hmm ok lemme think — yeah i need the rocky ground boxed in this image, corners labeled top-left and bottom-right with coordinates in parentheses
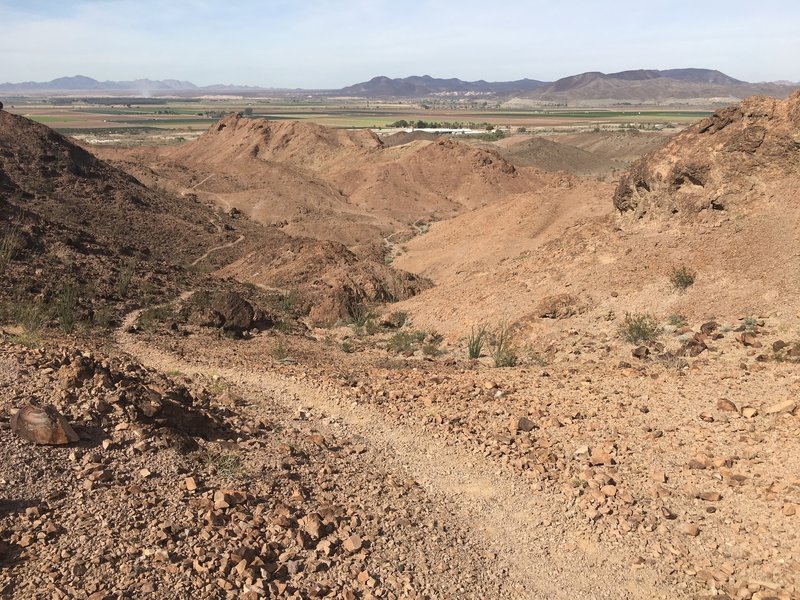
top-left (108, 304), bottom-right (800, 600)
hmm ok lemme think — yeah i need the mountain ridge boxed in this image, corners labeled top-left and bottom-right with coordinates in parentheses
top-left (1, 69), bottom-right (797, 101)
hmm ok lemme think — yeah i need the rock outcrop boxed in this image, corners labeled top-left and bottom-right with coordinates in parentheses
top-left (614, 91), bottom-right (800, 218)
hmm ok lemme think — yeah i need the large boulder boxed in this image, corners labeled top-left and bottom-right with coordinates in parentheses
top-left (11, 401), bottom-right (79, 445)
top-left (211, 291), bottom-right (255, 333)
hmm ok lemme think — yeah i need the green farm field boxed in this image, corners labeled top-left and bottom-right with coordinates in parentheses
top-left (3, 97), bottom-right (711, 145)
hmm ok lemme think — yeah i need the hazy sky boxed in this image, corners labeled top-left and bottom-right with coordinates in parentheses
top-left (1, 0), bottom-right (798, 87)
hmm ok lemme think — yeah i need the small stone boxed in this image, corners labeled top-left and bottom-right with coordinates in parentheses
top-left (738, 332), bottom-right (760, 347)
top-left (343, 534), bottom-right (363, 553)
top-left (213, 489), bottom-right (245, 509)
top-left (184, 477), bottom-right (198, 492)
top-left (235, 558), bottom-right (248, 576)
top-left (509, 416), bottom-right (536, 433)
top-left (741, 406), bottom-right (758, 419)
top-left (717, 399), bottom-right (738, 412)
top-left (357, 570), bottom-right (371, 584)
top-left (652, 471), bottom-right (667, 483)
top-left (589, 448), bottom-right (613, 466)
top-left (765, 399), bottom-right (796, 415)
top-left (783, 504), bottom-right (796, 517)
top-left (698, 492), bottom-right (722, 502)
top-left (680, 523), bottom-right (701, 537)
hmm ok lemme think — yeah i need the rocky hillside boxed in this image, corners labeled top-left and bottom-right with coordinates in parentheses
top-left (110, 114), bottom-right (530, 247)
top-left (0, 110), bottom-right (427, 329)
top-left (614, 91), bottom-right (800, 219)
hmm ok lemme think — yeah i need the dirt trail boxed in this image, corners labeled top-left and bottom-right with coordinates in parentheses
top-left (189, 234), bottom-right (245, 267)
top-left (116, 306), bottom-right (677, 600)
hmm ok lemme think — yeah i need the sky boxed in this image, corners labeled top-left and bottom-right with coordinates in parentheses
top-left (1, 0), bottom-right (798, 87)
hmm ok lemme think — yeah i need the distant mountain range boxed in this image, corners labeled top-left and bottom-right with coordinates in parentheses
top-left (336, 75), bottom-right (547, 97)
top-left (0, 75), bottom-right (267, 94)
top-left (338, 69), bottom-right (797, 105)
top-left (1, 70), bottom-right (797, 105)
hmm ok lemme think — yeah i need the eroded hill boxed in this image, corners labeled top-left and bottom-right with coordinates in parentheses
top-left (99, 114), bottom-right (532, 247)
top-left (0, 112), bottom-right (426, 327)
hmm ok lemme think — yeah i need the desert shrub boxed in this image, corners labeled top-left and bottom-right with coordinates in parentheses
top-left (204, 449), bottom-right (244, 478)
top-left (669, 266), bottom-right (696, 291)
top-left (422, 330), bottom-right (444, 356)
top-left (55, 284), bottom-right (79, 334)
top-left (467, 325), bottom-right (487, 359)
top-left (386, 311), bottom-right (408, 328)
top-left (387, 330), bottom-right (426, 354)
top-left (190, 290), bottom-right (213, 310)
top-left (668, 314), bottom-right (688, 327)
top-left (619, 313), bottom-right (662, 344)
top-left (349, 303), bottom-right (374, 327)
top-left (279, 288), bottom-right (302, 314)
top-left (364, 319), bottom-right (379, 336)
top-left (273, 339), bottom-right (289, 360)
top-left (137, 305), bottom-right (174, 333)
top-left (492, 321), bottom-right (518, 368)
top-left (0, 223), bottom-right (20, 275)
top-left (16, 300), bottom-right (49, 334)
top-left (341, 340), bottom-right (355, 353)
top-left (743, 316), bottom-right (758, 330)
top-left (93, 307), bottom-right (115, 329)
top-left (116, 257), bottom-right (137, 298)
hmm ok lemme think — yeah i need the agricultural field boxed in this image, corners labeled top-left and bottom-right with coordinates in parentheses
top-left (2, 96), bottom-right (711, 146)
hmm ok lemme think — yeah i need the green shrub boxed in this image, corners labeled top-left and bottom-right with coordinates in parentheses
top-left (387, 330), bottom-right (426, 354)
top-left (203, 449), bottom-right (244, 478)
top-left (493, 321), bottom-right (518, 368)
top-left (668, 314), bottom-right (688, 327)
top-left (348, 303), bottom-right (374, 327)
top-left (670, 266), bottom-right (696, 291)
top-left (386, 311), bottom-right (408, 328)
top-left (467, 325), bottom-right (487, 359)
top-left (619, 313), bottom-right (662, 344)
top-left (16, 300), bottom-right (48, 334)
top-left (137, 305), bottom-right (174, 333)
top-left (273, 339), bottom-right (289, 360)
top-left (0, 223), bottom-right (20, 275)
top-left (93, 306), bottom-right (114, 329)
top-left (116, 257), bottom-right (137, 298)
top-left (279, 288), bottom-right (302, 313)
top-left (55, 284), bottom-right (79, 334)
top-left (422, 330), bottom-right (443, 357)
